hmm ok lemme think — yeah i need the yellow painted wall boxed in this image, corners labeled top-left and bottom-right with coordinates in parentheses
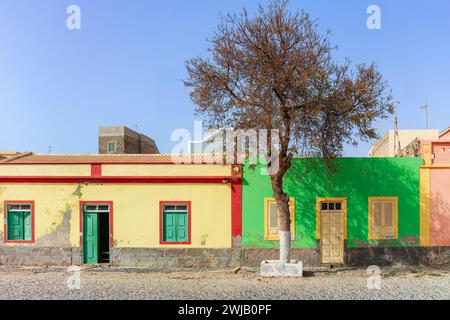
top-left (102, 164), bottom-right (231, 177)
top-left (0, 183), bottom-right (231, 248)
top-left (0, 164), bottom-right (232, 177)
top-left (0, 165), bottom-right (91, 176)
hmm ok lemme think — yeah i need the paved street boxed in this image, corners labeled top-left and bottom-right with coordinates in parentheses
top-left (0, 266), bottom-right (449, 300)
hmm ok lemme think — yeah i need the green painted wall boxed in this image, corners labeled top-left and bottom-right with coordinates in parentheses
top-left (242, 158), bottom-right (423, 248)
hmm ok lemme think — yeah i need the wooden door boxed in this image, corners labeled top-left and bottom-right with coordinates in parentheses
top-left (83, 212), bottom-right (99, 264)
top-left (321, 210), bottom-right (344, 264)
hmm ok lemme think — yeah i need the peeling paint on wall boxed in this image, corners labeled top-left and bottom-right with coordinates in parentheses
top-left (36, 207), bottom-right (72, 247)
top-left (401, 235), bottom-right (420, 245)
top-left (232, 235), bottom-right (242, 248)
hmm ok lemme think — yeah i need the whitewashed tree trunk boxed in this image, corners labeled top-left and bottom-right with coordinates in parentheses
top-left (279, 231), bottom-right (291, 263)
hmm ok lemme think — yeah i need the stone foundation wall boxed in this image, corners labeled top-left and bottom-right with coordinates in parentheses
top-left (346, 247), bottom-right (450, 267)
top-left (0, 247), bottom-right (81, 266)
top-left (1, 246), bottom-right (449, 268)
top-left (109, 248), bottom-right (241, 269)
top-left (241, 248), bottom-right (321, 267)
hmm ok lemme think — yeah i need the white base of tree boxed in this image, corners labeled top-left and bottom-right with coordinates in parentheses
top-left (279, 231), bottom-right (291, 263)
top-left (261, 260), bottom-right (303, 277)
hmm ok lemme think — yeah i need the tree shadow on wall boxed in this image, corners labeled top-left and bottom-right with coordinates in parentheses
top-left (284, 157), bottom-right (423, 266)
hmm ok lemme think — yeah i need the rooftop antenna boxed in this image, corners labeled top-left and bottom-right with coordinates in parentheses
top-left (393, 102), bottom-right (401, 156)
top-left (421, 98), bottom-right (430, 129)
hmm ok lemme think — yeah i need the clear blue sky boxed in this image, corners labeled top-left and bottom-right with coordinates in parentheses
top-left (1, 0), bottom-right (449, 156)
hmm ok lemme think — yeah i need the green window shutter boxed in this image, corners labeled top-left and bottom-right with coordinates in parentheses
top-left (23, 211), bottom-right (32, 241)
top-left (7, 211), bottom-right (24, 240)
top-left (176, 212), bottom-right (188, 242)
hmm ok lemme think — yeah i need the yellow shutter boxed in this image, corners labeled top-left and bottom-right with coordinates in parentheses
top-left (268, 202), bottom-right (279, 236)
top-left (372, 201), bottom-right (383, 236)
top-left (383, 202), bottom-right (395, 237)
top-left (369, 197), bottom-right (398, 239)
top-left (264, 198), bottom-right (296, 240)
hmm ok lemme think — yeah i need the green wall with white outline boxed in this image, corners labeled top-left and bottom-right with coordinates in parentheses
top-left (242, 158), bottom-right (423, 248)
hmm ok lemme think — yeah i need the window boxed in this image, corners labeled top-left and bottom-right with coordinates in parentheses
top-left (368, 197), bottom-right (398, 239)
top-left (160, 202), bottom-right (191, 244)
top-left (107, 141), bottom-right (117, 153)
top-left (264, 198), bottom-right (295, 240)
top-left (85, 204), bottom-right (110, 212)
top-left (321, 202), bottom-right (342, 211)
top-left (4, 202), bottom-right (34, 243)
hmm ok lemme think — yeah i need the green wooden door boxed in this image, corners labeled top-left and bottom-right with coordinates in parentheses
top-left (163, 212), bottom-right (177, 242)
top-left (23, 211), bottom-right (32, 240)
top-left (163, 206), bottom-right (188, 243)
top-left (176, 213), bottom-right (188, 242)
top-left (83, 212), bottom-right (99, 264)
top-left (7, 211), bottom-right (24, 240)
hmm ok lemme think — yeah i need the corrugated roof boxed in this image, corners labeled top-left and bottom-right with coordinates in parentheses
top-left (0, 153), bottom-right (228, 164)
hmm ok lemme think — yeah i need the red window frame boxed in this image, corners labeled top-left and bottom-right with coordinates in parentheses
top-left (3, 200), bottom-right (35, 244)
top-left (159, 201), bottom-right (192, 245)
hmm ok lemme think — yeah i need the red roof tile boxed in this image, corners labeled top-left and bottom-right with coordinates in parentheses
top-left (0, 153), bottom-right (228, 164)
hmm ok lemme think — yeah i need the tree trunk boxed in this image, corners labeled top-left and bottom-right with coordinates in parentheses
top-left (271, 173), bottom-right (291, 263)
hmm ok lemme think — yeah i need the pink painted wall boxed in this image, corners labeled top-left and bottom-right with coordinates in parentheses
top-left (432, 142), bottom-right (450, 165)
top-left (440, 129), bottom-right (450, 140)
top-left (430, 169), bottom-right (450, 245)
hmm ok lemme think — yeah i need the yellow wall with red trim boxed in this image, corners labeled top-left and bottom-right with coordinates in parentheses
top-left (0, 165), bottom-right (91, 176)
top-left (0, 164), bottom-right (231, 177)
top-left (0, 164), bottom-right (233, 248)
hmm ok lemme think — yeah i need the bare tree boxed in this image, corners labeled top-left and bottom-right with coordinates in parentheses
top-left (184, 0), bottom-right (393, 262)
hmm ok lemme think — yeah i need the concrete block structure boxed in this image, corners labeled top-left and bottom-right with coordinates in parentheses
top-left (98, 126), bottom-right (159, 155)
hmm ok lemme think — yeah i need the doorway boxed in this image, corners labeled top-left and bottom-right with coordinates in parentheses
top-left (319, 200), bottom-right (345, 264)
top-left (82, 203), bottom-right (111, 264)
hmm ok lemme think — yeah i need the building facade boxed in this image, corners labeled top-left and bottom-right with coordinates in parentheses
top-left (0, 154), bottom-right (242, 267)
top-left (369, 129), bottom-right (439, 157)
top-left (242, 157), bottom-right (450, 266)
top-left (1, 153), bottom-right (449, 268)
top-left (420, 130), bottom-right (450, 247)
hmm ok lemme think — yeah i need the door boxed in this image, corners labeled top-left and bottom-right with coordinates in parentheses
top-left (163, 212), bottom-right (188, 242)
top-left (83, 212), bottom-right (99, 264)
top-left (321, 210), bottom-right (344, 264)
top-left (23, 211), bottom-right (32, 240)
top-left (175, 212), bottom-right (188, 242)
top-left (8, 211), bottom-right (24, 240)
top-left (162, 204), bottom-right (189, 243)
top-left (163, 212), bottom-right (177, 242)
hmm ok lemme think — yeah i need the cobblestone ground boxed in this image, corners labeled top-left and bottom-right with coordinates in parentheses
top-left (0, 266), bottom-right (449, 300)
